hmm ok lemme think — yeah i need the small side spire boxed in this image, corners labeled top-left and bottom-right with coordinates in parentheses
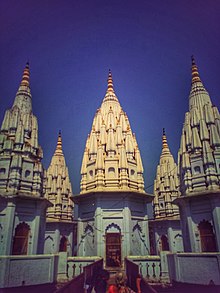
top-left (54, 131), bottom-right (63, 156)
top-left (107, 69), bottom-right (114, 93)
top-left (191, 55), bottom-right (201, 84)
top-left (21, 62), bottom-right (30, 86)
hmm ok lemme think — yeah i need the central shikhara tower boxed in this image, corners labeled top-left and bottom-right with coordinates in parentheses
top-left (74, 71), bottom-right (153, 266)
top-left (80, 71), bottom-right (144, 194)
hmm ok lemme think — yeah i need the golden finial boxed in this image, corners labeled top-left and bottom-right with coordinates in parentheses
top-left (21, 62), bottom-right (30, 86)
top-left (191, 55), bottom-right (201, 84)
top-left (107, 69), bottom-right (114, 93)
top-left (55, 130), bottom-right (63, 156)
top-left (162, 128), bottom-right (168, 149)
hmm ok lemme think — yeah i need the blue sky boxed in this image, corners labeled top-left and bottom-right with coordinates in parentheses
top-left (0, 0), bottom-right (220, 194)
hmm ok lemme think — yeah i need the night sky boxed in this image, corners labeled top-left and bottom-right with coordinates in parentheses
top-left (0, 1), bottom-right (220, 194)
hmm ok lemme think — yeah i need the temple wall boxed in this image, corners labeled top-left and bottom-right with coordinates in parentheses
top-left (167, 253), bottom-right (220, 285)
top-left (0, 254), bottom-right (58, 288)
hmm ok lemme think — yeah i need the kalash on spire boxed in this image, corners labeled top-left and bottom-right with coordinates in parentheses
top-left (80, 71), bottom-right (145, 193)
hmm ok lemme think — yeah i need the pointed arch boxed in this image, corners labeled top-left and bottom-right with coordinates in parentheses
top-left (44, 235), bottom-right (55, 254)
top-left (132, 223), bottom-right (142, 233)
top-left (12, 222), bottom-right (30, 255)
top-left (105, 223), bottom-right (121, 233)
top-left (198, 220), bottom-right (217, 252)
top-left (84, 224), bottom-right (94, 234)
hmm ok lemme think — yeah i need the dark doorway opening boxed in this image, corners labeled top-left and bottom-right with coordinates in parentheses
top-left (59, 235), bottom-right (68, 252)
top-left (161, 234), bottom-right (169, 251)
top-left (106, 232), bottom-right (121, 267)
top-left (12, 222), bottom-right (30, 255)
top-left (198, 220), bottom-right (217, 252)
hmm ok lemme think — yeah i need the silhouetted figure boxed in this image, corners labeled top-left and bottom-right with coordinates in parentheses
top-left (93, 268), bottom-right (110, 293)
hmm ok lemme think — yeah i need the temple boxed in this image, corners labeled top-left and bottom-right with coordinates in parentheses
top-left (175, 56), bottom-right (220, 253)
top-left (0, 58), bottom-right (219, 290)
top-left (0, 63), bottom-right (49, 256)
top-left (74, 71), bottom-right (153, 267)
top-left (149, 129), bottom-right (183, 254)
top-left (44, 132), bottom-right (75, 255)
top-left (80, 70), bottom-right (145, 193)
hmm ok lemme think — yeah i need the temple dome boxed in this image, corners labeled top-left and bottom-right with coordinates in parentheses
top-left (80, 71), bottom-right (145, 194)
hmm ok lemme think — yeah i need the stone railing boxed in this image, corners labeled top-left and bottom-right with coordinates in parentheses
top-left (125, 258), bottom-right (158, 293)
top-left (56, 258), bottom-right (103, 292)
top-left (66, 256), bottom-right (102, 279)
top-left (127, 255), bottom-right (161, 282)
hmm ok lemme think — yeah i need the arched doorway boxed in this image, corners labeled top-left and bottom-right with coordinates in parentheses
top-left (161, 234), bottom-right (169, 251)
top-left (198, 220), bottom-right (217, 252)
top-left (12, 222), bottom-right (30, 255)
top-left (105, 223), bottom-right (122, 268)
top-left (59, 236), bottom-right (68, 252)
top-left (106, 233), bottom-right (121, 267)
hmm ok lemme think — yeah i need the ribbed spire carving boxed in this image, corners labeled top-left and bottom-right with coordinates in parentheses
top-left (178, 57), bottom-right (220, 194)
top-left (44, 132), bottom-right (74, 221)
top-left (0, 63), bottom-right (43, 196)
top-left (153, 129), bottom-right (180, 218)
top-left (80, 71), bottom-right (145, 193)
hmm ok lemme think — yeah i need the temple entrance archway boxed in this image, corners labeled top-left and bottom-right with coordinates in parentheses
top-left (106, 232), bottom-right (121, 267)
top-left (12, 222), bottom-right (30, 255)
top-left (198, 220), bottom-right (217, 252)
top-left (105, 223), bottom-right (122, 267)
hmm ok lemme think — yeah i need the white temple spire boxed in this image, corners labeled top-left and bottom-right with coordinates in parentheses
top-left (153, 129), bottom-right (180, 218)
top-left (178, 57), bottom-right (220, 194)
top-left (80, 71), bottom-right (145, 194)
top-left (44, 132), bottom-right (74, 221)
top-left (0, 63), bottom-right (43, 196)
